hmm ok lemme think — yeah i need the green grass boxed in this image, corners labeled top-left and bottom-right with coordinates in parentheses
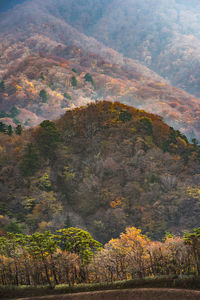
top-left (1, 276), bottom-right (200, 299)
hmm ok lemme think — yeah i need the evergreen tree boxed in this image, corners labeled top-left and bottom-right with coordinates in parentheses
top-left (34, 120), bottom-right (61, 157)
top-left (15, 124), bottom-right (22, 135)
top-left (57, 227), bottom-right (102, 265)
top-left (64, 92), bottom-right (72, 100)
top-left (0, 121), bottom-right (7, 133)
top-left (0, 81), bottom-right (5, 92)
top-left (84, 73), bottom-right (94, 86)
top-left (71, 76), bottom-right (77, 87)
top-left (20, 143), bottom-right (39, 176)
top-left (39, 89), bottom-right (48, 103)
top-left (7, 125), bottom-right (13, 136)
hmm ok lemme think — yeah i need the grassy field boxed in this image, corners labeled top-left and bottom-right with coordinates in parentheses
top-left (1, 277), bottom-right (200, 299)
top-left (18, 288), bottom-right (200, 300)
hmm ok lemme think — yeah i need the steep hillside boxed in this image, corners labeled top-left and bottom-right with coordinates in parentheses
top-left (1, 101), bottom-right (200, 242)
top-left (37, 0), bottom-right (200, 97)
top-left (1, 0), bottom-right (200, 140)
top-left (1, 42), bottom-right (200, 139)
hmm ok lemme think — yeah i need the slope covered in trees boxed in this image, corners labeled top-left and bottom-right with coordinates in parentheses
top-left (1, 1), bottom-right (200, 140)
top-left (0, 101), bottom-right (200, 243)
top-left (41, 0), bottom-right (200, 98)
top-left (0, 45), bottom-right (200, 140)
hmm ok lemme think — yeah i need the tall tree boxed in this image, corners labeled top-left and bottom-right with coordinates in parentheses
top-left (34, 120), bottom-right (61, 157)
top-left (15, 124), bottom-right (22, 135)
top-left (20, 143), bottom-right (39, 176)
top-left (0, 81), bottom-right (5, 92)
top-left (39, 89), bottom-right (48, 103)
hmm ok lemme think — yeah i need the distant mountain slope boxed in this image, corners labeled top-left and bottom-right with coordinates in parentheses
top-left (0, 0), bottom-right (200, 140)
top-left (1, 101), bottom-right (200, 242)
top-left (35, 0), bottom-right (200, 97)
top-left (0, 0), bottom-right (27, 12)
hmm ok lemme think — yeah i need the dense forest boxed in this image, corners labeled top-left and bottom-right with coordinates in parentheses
top-left (0, 101), bottom-right (200, 243)
top-left (0, 226), bottom-right (200, 287)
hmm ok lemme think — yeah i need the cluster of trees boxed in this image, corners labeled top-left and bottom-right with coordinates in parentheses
top-left (90, 227), bottom-right (200, 282)
top-left (0, 226), bottom-right (200, 287)
top-left (0, 106), bottom-right (20, 121)
top-left (0, 122), bottom-right (22, 136)
top-left (0, 228), bottom-right (101, 287)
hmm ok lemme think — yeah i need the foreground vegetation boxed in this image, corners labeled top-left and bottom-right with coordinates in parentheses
top-left (1, 226), bottom-right (200, 291)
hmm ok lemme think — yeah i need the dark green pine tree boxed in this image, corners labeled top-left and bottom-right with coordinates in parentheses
top-left (0, 122), bottom-right (7, 133)
top-left (7, 125), bottom-right (13, 136)
top-left (84, 73), bottom-right (94, 86)
top-left (15, 124), bottom-right (22, 135)
top-left (71, 76), bottom-right (77, 87)
top-left (35, 120), bottom-right (61, 157)
top-left (20, 143), bottom-right (39, 176)
top-left (39, 89), bottom-right (48, 103)
top-left (0, 81), bottom-right (5, 92)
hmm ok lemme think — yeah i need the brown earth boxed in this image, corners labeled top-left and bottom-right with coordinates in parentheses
top-left (18, 288), bottom-right (200, 300)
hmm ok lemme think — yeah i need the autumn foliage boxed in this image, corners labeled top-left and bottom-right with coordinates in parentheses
top-left (1, 226), bottom-right (200, 288)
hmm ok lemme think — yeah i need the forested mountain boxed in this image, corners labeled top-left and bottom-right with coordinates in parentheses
top-left (1, 0), bottom-right (200, 140)
top-left (4, 0), bottom-right (200, 97)
top-left (1, 1), bottom-right (200, 292)
top-left (1, 101), bottom-right (200, 242)
top-left (46, 0), bottom-right (200, 97)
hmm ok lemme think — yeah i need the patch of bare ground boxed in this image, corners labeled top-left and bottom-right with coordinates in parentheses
top-left (18, 288), bottom-right (200, 300)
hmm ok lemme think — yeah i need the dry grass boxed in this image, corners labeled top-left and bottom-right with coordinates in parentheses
top-left (18, 288), bottom-right (200, 300)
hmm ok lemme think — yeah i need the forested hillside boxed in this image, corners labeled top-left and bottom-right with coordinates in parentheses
top-left (1, 0), bottom-right (200, 140)
top-left (49, 0), bottom-right (200, 97)
top-left (0, 101), bottom-right (200, 243)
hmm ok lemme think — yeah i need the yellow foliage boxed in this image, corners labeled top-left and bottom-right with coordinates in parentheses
top-left (107, 227), bottom-right (149, 257)
top-left (25, 80), bottom-right (34, 89)
top-left (187, 187), bottom-right (200, 199)
top-left (63, 166), bottom-right (75, 181)
top-left (15, 84), bottom-right (22, 91)
top-left (103, 63), bottom-right (113, 68)
top-left (177, 136), bottom-right (187, 147)
top-left (108, 102), bottom-right (116, 113)
top-left (154, 82), bottom-right (166, 87)
top-left (51, 91), bottom-right (63, 99)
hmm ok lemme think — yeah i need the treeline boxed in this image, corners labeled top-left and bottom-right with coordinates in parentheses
top-left (0, 226), bottom-right (200, 287)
